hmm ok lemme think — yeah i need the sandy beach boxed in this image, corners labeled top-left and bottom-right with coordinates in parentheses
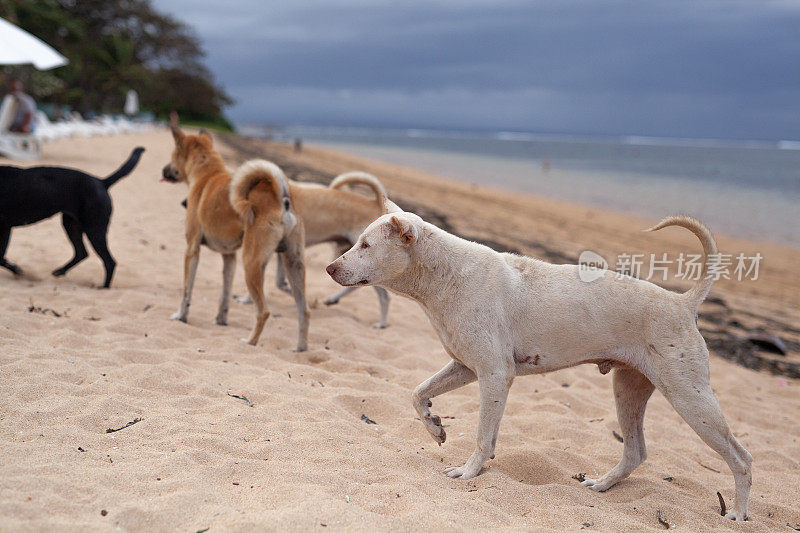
top-left (1, 129), bottom-right (798, 531)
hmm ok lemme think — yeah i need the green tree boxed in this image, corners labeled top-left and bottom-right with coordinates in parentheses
top-left (0, 0), bottom-right (232, 126)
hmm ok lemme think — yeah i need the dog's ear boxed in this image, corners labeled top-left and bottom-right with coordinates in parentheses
top-left (171, 125), bottom-right (185, 146)
top-left (383, 198), bottom-right (402, 214)
top-left (198, 129), bottom-right (212, 142)
top-left (389, 215), bottom-right (417, 245)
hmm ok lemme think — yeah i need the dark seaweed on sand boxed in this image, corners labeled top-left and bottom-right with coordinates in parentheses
top-left (105, 417), bottom-right (142, 433)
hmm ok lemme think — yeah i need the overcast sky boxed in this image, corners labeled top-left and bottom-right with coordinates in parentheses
top-left (155, 0), bottom-right (799, 140)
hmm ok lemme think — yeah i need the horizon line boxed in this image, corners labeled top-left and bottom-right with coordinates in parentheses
top-left (235, 123), bottom-right (800, 150)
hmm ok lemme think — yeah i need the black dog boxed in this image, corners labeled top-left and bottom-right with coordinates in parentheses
top-left (0, 147), bottom-right (145, 288)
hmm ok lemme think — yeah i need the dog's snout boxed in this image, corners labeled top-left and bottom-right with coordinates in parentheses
top-left (161, 164), bottom-right (178, 182)
top-left (326, 263), bottom-right (337, 277)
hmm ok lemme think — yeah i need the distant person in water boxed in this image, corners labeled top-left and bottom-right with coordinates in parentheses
top-left (6, 79), bottom-right (36, 133)
top-left (294, 137), bottom-right (303, 152)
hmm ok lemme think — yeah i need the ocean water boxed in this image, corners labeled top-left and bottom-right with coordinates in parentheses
top-left (243, 126), bottom-right (800, 248)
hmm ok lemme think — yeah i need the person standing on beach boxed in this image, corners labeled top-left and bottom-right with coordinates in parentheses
top-left (6, 79), bottom-right (36, 134)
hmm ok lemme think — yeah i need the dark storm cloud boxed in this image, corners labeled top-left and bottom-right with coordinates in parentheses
top-left (156, 0), bottom-right (799, 140)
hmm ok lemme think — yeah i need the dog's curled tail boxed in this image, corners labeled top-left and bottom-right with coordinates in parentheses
top-left (329, 171), bottom-right (387, 209)
top-left (230, 159), bottom-right (295, 228)
top-left (644, 215), bottom-right (718, 310)
top-left (102, 147), bottom-right (145, 189)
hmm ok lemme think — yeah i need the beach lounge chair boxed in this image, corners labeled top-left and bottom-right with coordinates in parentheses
top-left (34, 110), bottom-right (75, 141)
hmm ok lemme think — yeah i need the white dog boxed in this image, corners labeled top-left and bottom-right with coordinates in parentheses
top-left (326, 211), bottom-right (752, 521)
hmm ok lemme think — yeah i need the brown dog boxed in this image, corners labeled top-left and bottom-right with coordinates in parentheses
top-left (230, 159), bottom-right (309, 349)
top-left (162, 127), bottom-right (308, 350)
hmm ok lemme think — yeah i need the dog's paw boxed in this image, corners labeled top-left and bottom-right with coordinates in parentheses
top-left (323, 296), bottom-right (340, 306)
top-left (214, 316), bottom-right (228, 326)
top-left (444, 465), bottom-right (465, 478)
top-left (234, 294), bottom-right (252, 305)
top-left (51, 268), bottom-right (66, 277)
top-left (170, 311), bottom-right (187, 322)
top-left (5, 263), bottom-right (23, 276)
top-left (580, 476), bottom-right (615, 492)
top-left (372, 321), bottom-right (389, 329)
top-left (724, 511), bottom-right (748, 521)
top-left (240, 337), bottom-right (255, 345)
top-left (276, 283), bottom-right (292, 295)
top-left (444, 464), bottom-right (479, 480)
top-left (423, 414), bottom-right (446, 445)
top-left (413, 396), bottom-right (446, 445)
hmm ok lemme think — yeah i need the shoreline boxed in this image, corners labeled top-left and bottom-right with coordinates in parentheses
top-left (274, 135), bottom-right (800, 249)
top-left (320, 140), bottom-right (800, 250)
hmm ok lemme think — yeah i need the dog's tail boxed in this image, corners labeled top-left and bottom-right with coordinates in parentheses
top-left (102, 147), bottom-right (145, 189)
top-left (230, 159), bottom-right (296, 230)
top-left (329, 171), bottom-right (387, 209)
top-left (644, 215), bottom-right (718, 310)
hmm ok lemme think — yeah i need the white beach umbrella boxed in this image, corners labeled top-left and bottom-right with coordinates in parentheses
top-left (0, 17), bottom-right (67, 70)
